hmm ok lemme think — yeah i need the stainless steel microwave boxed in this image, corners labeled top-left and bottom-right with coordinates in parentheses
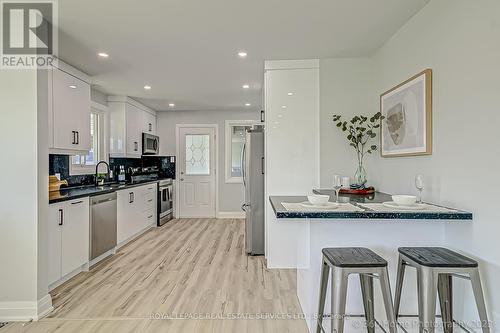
top-left (142, 133), bottom-right (159, 155)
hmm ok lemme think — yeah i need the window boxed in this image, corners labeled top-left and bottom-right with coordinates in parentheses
top-left (185, 134), bottom-right (210, 175)
top-left (225, 120), bottom-right (260, 183)
top-left (70, 109), bottom-right (105, 175)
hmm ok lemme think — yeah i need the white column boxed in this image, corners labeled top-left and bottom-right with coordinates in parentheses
top-left (264, 60), bottom-right (320, 268)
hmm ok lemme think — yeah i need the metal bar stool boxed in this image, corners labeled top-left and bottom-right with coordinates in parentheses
top-left (317, 247), bottom-right (397, 333)
top-left (394, 247), bottom-right (490, 333)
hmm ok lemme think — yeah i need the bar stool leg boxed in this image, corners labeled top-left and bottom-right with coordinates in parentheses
top-left (469, 269), bottom-right (490, 333)
top-left (360, 274), bottom-right (375, 333)
top-left (394, 256), bottom-right (406, 320)
top-left (331, 267), bottom-right (348, 333)
top-left (437, 274), bottom-right (453, 333)
top-left (417, 267), bottom-right (438, 333)
top-left (317, 258), bottom-right (330, 333)
top-left (379, 267), bottom-right (398, 333)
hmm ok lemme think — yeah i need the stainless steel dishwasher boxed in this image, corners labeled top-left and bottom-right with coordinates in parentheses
top-left (90, 192), bottom-right (117, 261)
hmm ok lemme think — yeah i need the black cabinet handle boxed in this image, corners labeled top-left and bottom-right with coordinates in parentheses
top-left (261, 157), bottom-right (265, 175)
top-left (129, 192), bottom-right (133, 203)
top-left (149, 123), bottom-right (152, 132)
top-left (72, 131), bottom-right (76, 144)
top-left (76, 131), bottom-right (79, 144)
top-left (71, 200), bottom-right (83, 205)
top-left (58, 209), bottom-right (63, 225)
top-left (134, 142), bottom-right (138, 151)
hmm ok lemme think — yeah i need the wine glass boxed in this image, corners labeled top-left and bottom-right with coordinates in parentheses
top-left (333, 175), bottom-right (342, 203)
top-left (415, 174), bottom-right (424, 203)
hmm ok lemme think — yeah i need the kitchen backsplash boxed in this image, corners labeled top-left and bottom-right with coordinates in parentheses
top-left (49, 154), bottom-right (96, 186)
top-left (49, 154), bottom-right (175, 188)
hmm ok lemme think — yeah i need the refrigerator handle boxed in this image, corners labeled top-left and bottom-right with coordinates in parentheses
top-left (241, 142), bottom-right (247, 187)
top-left (261, 157), bottom-right (265, 175)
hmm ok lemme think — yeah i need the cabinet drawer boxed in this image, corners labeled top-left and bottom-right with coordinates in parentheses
top-left (143, 192), bottom-right (155, 211)
top-left (144, 209), bottom-right (156, 226)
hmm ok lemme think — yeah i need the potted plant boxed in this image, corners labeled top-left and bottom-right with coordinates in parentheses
top-left (332, 112), bottom-right (383, 188)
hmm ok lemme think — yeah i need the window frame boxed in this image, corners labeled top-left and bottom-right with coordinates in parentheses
top-left (69, 102), bottom-right (108, 175)
top-left (224, 120), bottom-right (261, 184)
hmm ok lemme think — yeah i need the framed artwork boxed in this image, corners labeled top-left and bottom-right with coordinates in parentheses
top-left (380, 69), bottom-right (432, 157)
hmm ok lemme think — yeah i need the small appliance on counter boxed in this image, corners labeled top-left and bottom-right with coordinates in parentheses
top-left (128, 166), bottom-right (159, 183)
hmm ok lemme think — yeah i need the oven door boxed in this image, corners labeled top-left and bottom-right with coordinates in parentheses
top-left (142, 133), bottom-right (159, 155)
top-left (158, 185), bottom-right (173, 225)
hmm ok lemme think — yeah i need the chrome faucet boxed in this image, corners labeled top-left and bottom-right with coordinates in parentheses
top-left (95, 161), bottom-right (110, 186)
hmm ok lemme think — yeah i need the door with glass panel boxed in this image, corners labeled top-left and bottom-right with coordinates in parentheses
top-left (178, 127), bottom-right (216, 217)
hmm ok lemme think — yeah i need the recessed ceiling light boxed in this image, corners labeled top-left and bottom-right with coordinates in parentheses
top-left (245, 103), bottom-right (251, 107)
top-left (242, 84), bottom-right (250, 89)
top-left (278, 114), bottom-right (283, 118)
top-left (281, 105), bottom-right (287, 109)
top-left (68, 85), bottom-right (77, 89)
top-left (287, 92), bottom-right (293, 96)
top-left (274, 121), bottom-right (279, 125)
top-left (168, 103), bottom-right (175, 107)
top-left (144, 85), bottom-right (152, 90)
top-left (98, 52), bottom-right (109, 58)
top-left (238, 51), bottom-right (247, 58)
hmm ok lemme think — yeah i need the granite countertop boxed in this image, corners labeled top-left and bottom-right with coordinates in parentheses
top-left (269, 189), bottom-right (472, 220)
top-left (49, 180), bottom-right (163, 204)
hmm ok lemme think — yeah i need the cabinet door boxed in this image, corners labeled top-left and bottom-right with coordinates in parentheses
top-left (47, 203), bottom-right (63, 285)
top-left (52, 68), bottom-right (91, 151)
top-left (61, 199), bottom-right (89, 276)
top-left (126, 105), bottom-right (143, 157)
top-left (142, 111), bottom-right (156, 134)
top-left (117, 189), bottom-right (136, 244)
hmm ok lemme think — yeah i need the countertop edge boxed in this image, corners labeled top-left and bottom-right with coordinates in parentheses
top-left (269, 196), bottom-right (473, 221)
top-left (49, 180), bottom-right (162, 204)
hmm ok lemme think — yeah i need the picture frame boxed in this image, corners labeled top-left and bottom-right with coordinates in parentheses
top-left (380, 69), bottom-right (432, 157)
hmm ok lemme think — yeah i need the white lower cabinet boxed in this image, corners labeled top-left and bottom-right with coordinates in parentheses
top-left (48, 198), bottom-right (90, 286)
top-left (117, 184), bottom-right (157, 245)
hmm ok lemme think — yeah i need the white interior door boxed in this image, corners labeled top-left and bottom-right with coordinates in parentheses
top-left (178, 127), bottom-right (216, 217)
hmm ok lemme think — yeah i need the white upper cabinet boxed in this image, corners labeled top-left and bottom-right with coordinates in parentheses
top-left (142, 110), bottom-right (157, 134)
top-left (108, 96), bottom-right (156, 158)
top-left (49, 62), bottom-right (91, 153)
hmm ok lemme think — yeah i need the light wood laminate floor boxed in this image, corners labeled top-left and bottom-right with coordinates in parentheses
top-left (2, 218), bottom-right (308, 333)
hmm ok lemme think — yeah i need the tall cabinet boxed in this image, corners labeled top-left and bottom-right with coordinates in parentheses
top-left (264, 60), bottom-right (320, 268)
top-left (108, 96), bottom-right (157, 158)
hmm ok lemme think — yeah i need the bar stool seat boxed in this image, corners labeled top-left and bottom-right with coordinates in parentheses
top-left (323, 247), bottom-right (388, 268)
top-left (395, 247), bottom-right (489, 333)
top-left (398, 247), bottom-right (478, 268)
top-left (317, 247), bottom-right (397, 333)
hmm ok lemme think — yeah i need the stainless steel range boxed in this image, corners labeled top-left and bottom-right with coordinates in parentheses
top-left (158, 179), bottom-right (173, 226)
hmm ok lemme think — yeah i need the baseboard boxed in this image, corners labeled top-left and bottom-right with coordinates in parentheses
top-left (0, 294), bottom-right (53, 322)
top-left (36, 294), bottom-right (53, 320)
top-left (217, 211), bottom-right (245, 219)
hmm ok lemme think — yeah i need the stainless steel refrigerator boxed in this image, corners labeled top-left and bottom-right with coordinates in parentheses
top-left (241, 126), bottom-right (265, 255)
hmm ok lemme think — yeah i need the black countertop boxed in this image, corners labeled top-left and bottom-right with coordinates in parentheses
top-left (269, 189), bottom-right (472, 220)
top-left (49, 180), bottom-right (163, 204)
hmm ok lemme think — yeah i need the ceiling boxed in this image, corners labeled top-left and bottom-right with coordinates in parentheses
top-left (58, 0), bottom-right (429, 112)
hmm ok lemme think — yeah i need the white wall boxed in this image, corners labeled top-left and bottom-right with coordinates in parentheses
top-left (156, 109), bottom-right (260, 213)
top-left (319, 58), bottom-right (376, 185)
top-left (371, 0), bottom-right (500, 327)
top-left (0, 69), bottom-right (51, 320)
top-left (319, 0), bottom-right (500, 328)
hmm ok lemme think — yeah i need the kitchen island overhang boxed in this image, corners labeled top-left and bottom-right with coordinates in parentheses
top-left (266, 191), bottom-right (473, 332)
top-left (269, 191), bottom-right (473, 221)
